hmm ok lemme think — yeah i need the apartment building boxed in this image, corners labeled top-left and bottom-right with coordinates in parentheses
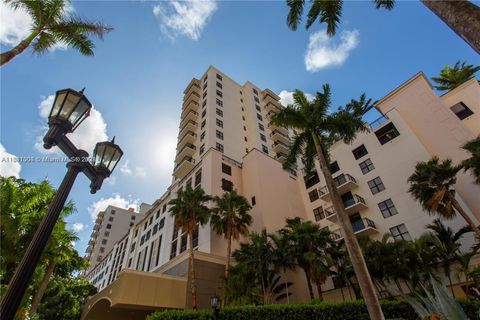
top-left (85, 204), bottom-right (150, 271)
top-left (81, 67), bottom-right (479, 320)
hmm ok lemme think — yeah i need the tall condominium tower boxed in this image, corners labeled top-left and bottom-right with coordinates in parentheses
top-left (82, 67), bottom-right (480, 320)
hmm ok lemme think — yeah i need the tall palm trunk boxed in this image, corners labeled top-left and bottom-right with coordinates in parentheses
top-left (0, 31), bottom-right (40, 67)
top-left (421, 0), bottom-right (480, 54)
top-left (303, 268), bottom-right (315, 300)
top-left (30, 260), bottom-right (55, 315)
top-left (283, 268), bottom-right (291, 303)
top-left (312, 132), bottom-right (385, 320)
top-left (447, 270), bottom-right (455, 297)
top-left (188, 229), bottom-right (198, 310)
top-left (315, 282), bottom-right (323, 300)
top-left (448, 192), bottom-right (480, 237)
top-left (224, 226), bottom-right (232, 306)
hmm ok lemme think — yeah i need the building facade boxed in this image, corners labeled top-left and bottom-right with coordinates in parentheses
top-left (82, 67), bottom-right (479, 320)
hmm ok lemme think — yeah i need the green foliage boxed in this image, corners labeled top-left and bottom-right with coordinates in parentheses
top-left (146, 300), bottom-right (480, 320)
top-left (431, 61), bottom-right (480, 91)
top-left (462, 137), bottom-right (480, 185)
top-left (406, 277), bottom-right (469, 320)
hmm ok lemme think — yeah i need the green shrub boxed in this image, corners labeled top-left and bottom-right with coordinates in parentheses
top-left (146, 300), bottom-right (480, 320)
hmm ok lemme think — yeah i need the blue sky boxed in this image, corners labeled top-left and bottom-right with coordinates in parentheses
top-left (1, 0), bottom-right (478, 254)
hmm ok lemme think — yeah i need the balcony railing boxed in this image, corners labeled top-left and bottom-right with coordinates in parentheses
top-left (275, 152), bottom-right (288, 160)
top-left (352, 218), bottom-right (376, 233)
top-left (174, 156), bottom-right (195, 170)
top-left (324, 205), bottom-right (336, 218)
top-left (178, 131), bottom-right (197, 145)
top-left (183, 90), bottom-right (200, 103)
top-left (369, 114), bottom-right (389, 129)
top-left (180, 119), bottom-right (197, 130)
top-left (270, 130), bottom-right (289, 140)
top-left (177, 143), bottom-right (196, 156)
top-left (318, 173), bottom-right (357, 197)
top-left (272, 140), bottom-right (289, 149)
top-left (343, 194), bottom-right (366, 209)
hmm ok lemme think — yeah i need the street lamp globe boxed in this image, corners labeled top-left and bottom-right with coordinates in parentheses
top-left (48, 88), bottom-right (92, 132)
top-left (92, 137), bottom-right (124, 176)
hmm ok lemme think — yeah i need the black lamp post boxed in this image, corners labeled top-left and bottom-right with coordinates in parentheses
top-left (210, 294), bottom-right (221, 320)
top-left (0, 88), bottom-right (123, 320)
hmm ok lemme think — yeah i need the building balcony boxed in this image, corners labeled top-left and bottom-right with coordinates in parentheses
top-left (183, 91), bottom-right (200, 107)
top-left (173, 156), bottom-right (195, 178)
top-left (265, 99), bottom-right (282, 113)
top-left (181, 101), bottom-right (199, 119)
top-left (270, 129), bottom-right (290, 145)
top-left (331, 218), bottom-right (378, 240)
top-left (268, 120), bottom-right (288, 133)
top-left (325, 195), bottom-right (368, 221)
top-left (369, 114), bottom-right (390, 130)
top-left (272, 140), bottom-right (289, 154)
top-left (93, 223), bottom-right (101, 231)
top-left (275, 152), bottom-right (288, 162)
top-left (262, 88), bottom-right (280, 101)
top-left (95, 216), bottom-right (103, 224)
top-left (176, 143), bottom-right (196, 162)
top-left (318, 173), bottom-right (358, 201)
top-left (178, 120), bottom-right (198, 138)
top-left (88, 238), bottom-right (96, 246)
top-left (180, 110), bottom-right (199, 127)
top-left (86, 245), bottom-right (93, 253)
top-left (183, 78), bottom-right (201, 95)
top-left (177, 131), bottom-right (197, 150)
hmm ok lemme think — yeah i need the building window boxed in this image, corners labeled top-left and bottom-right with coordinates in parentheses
top-left (378, 199), bottom-right (398, 218)
top-left (201, 120), bottom-right (206, 129)
top-left (222, 163), bottom-right (232, 175)
top-left (260, 133), bottom-right (266, 142)
top-left (352, 145), bottom-right (368, 160)
top-left (111, 210), bottom-right (116, 215)
top-left (200, 131), bottom-right (205, 141)
top-left (201, 110), bottom-right (206, 118)
top-left (251, 196), bottom-right (256, 206)
top-left (170, 241), bottom-right (177, 259)
top-left (203, 82), bottom-right (207, 90)
top-left (106, 224), bottom-right (112, 229)
top-left (254, 96), bottom-right (259, 103)
top-left (313, 206), bottom-right (325, 221)
top-left (262, 145), bottom-right (268, 154)
top-left (243, 126), bottom-right (246, 131)
top-left (149, 216), bottom-right (153, 225)
top-left (159, 218), bottom-right (165, 229)
top-left (180, 234), bottom-right (188, 253)
top-left (221, 179), bottom-right (233, 191)
top-left (216, 119), bottom-right (223, 128)
top-left (216, 90), bottom-right (223, 97)
top-left (216, 73), bottom-right (222, 81)
top-left (304, 172), bottom-right (320, 189)
top-left (155, 210), bottom-right (160, 219)
top-left (244, 137), bottom-right (247, 142)
top-left (216, 108), bottom-right (223, 117)
top-left (359, 158), bottom-right (375, 174)
top-left (153, 224), bottom-right (159, 235)
top-left (200, 144), bottom-right (205, 155)
top-left (216, 130), bottom-right (224, 140)
top-left (162, 204), bottom-right (167, 213)
top-left (450, 102), bottom-right (474, 120)
top-left (256, 105), bottom-right (261, 112)
top-left (390, 224), bottom-right (411, 241)
top-left (216, 98), bottom-right (223, 107)
top-left (216, 81), bottom-right (222, 89)
top-left (375, 122), bottom-right (400, 145)
top-left (257, 114), bottom-right (263, 121)
top-left (195, 169), bottom-right (202, 186)
top-left (368, 176), bottom-right (386, 194)
top-left (309, 189), bottom-right (319, 202)
top-left (102, 239), bottom-right (107, 245)
top-left (202, 100), bottom-right (207, 108)
top-left (259, 124), bottom-right (264, 131)
top-left (155, 235), bottom-right (162, 266)
top-left (140, 235), bottom-right (145, 246)
top-left (253, 88), bottom-right (258, 95)
top-left (134, 229), bottom-right (138, 237)
top-left (330, 161), bottom-right (340, 174)
top-left (216, 143), bottom-right (224, 153)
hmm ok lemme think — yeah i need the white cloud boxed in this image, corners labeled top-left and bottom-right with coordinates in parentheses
top-left (0, 1), bottom-right (73, 50)
top-left (0, 144), bottom-right (21, 178)
top-left (305, 29), bottom-right (359, 72)
top-left (120, 159), bottom-right (147, 177)
top-left (72, 222), bottom-right (85, 232)
top-left (278, 90), bottom-right (314, 107)
top-left (87, 194), bottom-right (139, 221)
top-left (35, 95), bottom-right (108, 155)
top-left (153, 0), bottom-right (218, 41)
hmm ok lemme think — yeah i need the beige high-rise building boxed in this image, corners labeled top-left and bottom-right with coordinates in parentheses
top-left (81, 67), bottom-right (479, 320)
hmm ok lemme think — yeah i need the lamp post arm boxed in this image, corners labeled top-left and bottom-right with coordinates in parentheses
top-left (0, 162), bottom-right (83, 320)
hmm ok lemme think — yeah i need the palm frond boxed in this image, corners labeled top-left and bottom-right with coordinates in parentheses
top-left (31, 31), bottom-right (57, 54)
top-left (373, 0), bottom-right (395, 10)
top-left (307, 0), bottom-right (342, 36)
top-left (286, 0), bottom-right (305, 31)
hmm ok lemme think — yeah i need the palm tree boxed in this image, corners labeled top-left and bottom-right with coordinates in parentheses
top-left (461, 137), bottom-right (480, 184)
top-left (431, 61), bottom-right (480, 91)
top-left (272, 87), bottom-right (384, 319)
top-left (1, 0), bottom-right (112, 67)
top-left (211, 191), bottom-right (252, 293)
top-left (408, 157), bottom-right (480, 237)
top-left (286, 0), bottom-right (480, 54)
top-left (168, 185), bottom-right (212, 310)
top-left (270, 233), bottom-right (296, 303)
top-left (425, 219), bottom-right (472, 296)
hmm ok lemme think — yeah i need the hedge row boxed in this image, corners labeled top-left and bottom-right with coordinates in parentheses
top-left (146, 300), bottom-right (480, 320)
